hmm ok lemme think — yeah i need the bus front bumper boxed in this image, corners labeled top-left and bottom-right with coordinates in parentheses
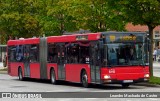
top-left (101, 78), bottom-right (149, 84)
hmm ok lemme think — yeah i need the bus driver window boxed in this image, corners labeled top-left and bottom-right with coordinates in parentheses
top-left (108, 48), bottom-right (117, 65)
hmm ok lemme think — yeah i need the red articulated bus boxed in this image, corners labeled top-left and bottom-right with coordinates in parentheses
top-left (7, 32), bottom-right (150, 87)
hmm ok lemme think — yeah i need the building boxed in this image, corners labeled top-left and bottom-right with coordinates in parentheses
top-left (125, 23), bottom-right (160, 49)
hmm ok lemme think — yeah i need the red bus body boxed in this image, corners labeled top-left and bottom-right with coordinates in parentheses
top-left (7, 32), bottom-right (150, 87)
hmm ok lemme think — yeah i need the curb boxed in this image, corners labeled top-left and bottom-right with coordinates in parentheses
top-left (134, 82), bottom-right (160, 87)
top-left (0, 71), bottom-right (7, 74)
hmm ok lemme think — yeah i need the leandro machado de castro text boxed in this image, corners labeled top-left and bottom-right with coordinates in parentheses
top-left (110, 93), bottom-right (158, 98)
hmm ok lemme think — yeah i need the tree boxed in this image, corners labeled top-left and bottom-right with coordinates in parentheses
top-left (67, 0), bottom-right (126, 32)
top-left (108, 0), bottom-right (160, 77)
top-left (46, 0), bottom-right (78, 35)
top-left (0, 0), bottom-right (126, 40)
top-left (0, 0), bottom-right (42, 38)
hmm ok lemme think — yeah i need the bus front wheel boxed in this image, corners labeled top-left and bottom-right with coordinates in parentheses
top-left (122, 83), bottom-right (130, 88)
top-left (81, 71), bottom-right (89, 88)
top-left (50, 69), bottom-right (57, 84)
top-left (18, 68), bottom-right (23, 81)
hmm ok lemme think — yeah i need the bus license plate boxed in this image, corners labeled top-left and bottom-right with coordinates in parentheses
top-left (123, 80), bottom-right (133, 83)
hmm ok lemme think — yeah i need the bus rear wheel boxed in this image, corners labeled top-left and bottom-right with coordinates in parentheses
top-left (81, 71), bottom-right (89, 88)
top-left (18, 68), bottom-right (23, 81)
top-left (50, 69), bottom-right (57, 84)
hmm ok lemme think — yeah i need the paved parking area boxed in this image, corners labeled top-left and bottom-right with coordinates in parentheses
top-left (0, 62), bottom-right (3, 69)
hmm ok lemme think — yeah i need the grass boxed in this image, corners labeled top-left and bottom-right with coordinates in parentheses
top-left (149, 76), bottom-right (160, 85)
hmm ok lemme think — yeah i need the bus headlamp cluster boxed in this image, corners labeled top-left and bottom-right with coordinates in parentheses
top-left (104, 75), bottom-right (111, 79)
top-left (144, 74), bottom-right (149, 78)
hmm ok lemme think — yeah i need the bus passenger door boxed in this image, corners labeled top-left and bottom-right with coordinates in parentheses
top-left (57, 43), bottom-right (65, 80)
top-left (24, 45), bottom-right (30, 77)
top-left (90, 42), bottom-right (101, 83)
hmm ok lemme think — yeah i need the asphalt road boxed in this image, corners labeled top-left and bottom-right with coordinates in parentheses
top-left (0, 73), bottom-right (160, 101)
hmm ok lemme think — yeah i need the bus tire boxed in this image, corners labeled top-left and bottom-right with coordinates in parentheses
top-left (18, 68), bottom-right (23, 81)
top-left (122, 83), bottom-right (130, 88)
top-left (50, 69), bottom-right (57, 84)
top-left (81, 70), bottom-right (89, 88)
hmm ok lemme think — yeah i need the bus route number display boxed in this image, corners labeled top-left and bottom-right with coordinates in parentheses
top-left (109, 35), bottom-right (137, 42)
top-left (76, 35), bottom-right (88, 40)
top-left (120, 36), bottom-right (136, 41)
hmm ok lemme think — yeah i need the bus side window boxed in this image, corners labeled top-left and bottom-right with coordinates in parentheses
top-left (48, 43), bottom-right (57, 63)
top-left (8, 46), bottom-right (16, 62)
top-left (56, 44), bottom-right (61, 63)
top-left (79, 46), bottom-right (90, 64)
top-left (15, 45), bottom-right (24, 62)
top-left (61, 44), bottom-right (65, 63)
top-left (30, 45), bottom-right (39, 63)
top-left (66, 43), bottom-right (79, 64)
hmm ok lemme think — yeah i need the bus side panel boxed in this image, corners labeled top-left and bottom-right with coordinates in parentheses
top-left (47, 63), bottom-right (58, 80)
top-left (65, 64), bottom-right (91, 83)
top-left (10, 62), bottom-right (24, 77)
top-left (144, 66), bottom-right (149, 72)
top-left (30, 63), bottom-right (40, 79)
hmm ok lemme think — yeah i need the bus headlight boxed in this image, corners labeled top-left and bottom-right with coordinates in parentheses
top-left (104, 75), bottom-right (111, 79)
top-left (144, 74), bottom-right (149, 78)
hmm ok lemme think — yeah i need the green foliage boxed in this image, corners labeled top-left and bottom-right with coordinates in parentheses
top-left (0, 0), bottom-right (42, 38)
top-left (0, 0), bottom-right (126, 39)
top-left (1, 0), bottom-right (159, 42)
top-left (108, 0), bottom-right (160, 27)
top-left (66, 0), bottom-right (126, 32)
top-left (46, 0), bottom-right (78, 35)
top-left (149, 76), bottom-right (160, 85)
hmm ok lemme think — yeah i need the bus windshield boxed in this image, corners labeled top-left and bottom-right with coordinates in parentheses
top-left (107, 43), bottom-right (144, 66)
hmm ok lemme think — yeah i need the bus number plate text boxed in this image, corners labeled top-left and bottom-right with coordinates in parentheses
top-left (123, 80), bottom-right (133, 83)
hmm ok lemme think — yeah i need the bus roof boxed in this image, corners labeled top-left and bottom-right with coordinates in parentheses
top-left (7, 38), bottom-right (40, 46)
top-left (7, 32), bottom-right (146, 46)
top-left (7, 33), bottom-right (101, 45)
top-left (47, 33), bottom-right (101, 43)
